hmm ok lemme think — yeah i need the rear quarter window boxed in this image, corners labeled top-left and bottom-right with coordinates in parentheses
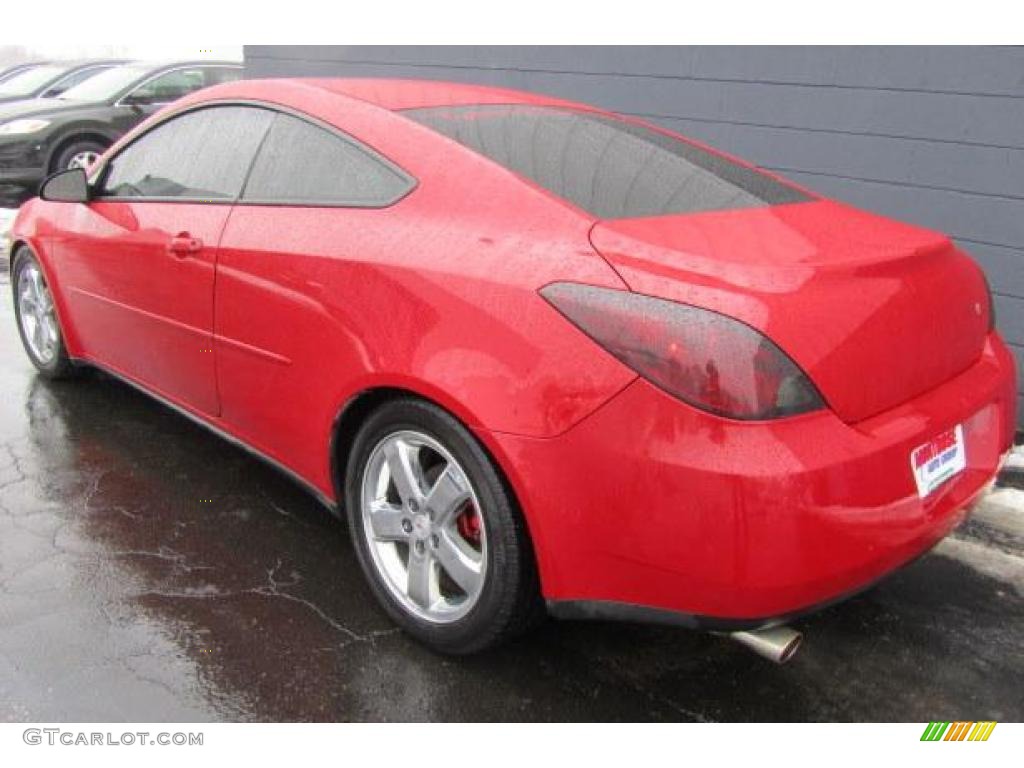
top-left (403, 104), bottom-right (810, 219)
top-left (241, 113), bottom-right (413, 206)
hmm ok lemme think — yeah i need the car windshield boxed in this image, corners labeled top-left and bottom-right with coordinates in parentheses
top-left (0, 64), bottom-right (66, 96)
top-left (58, 65), bottom-right (150, 102)
top-left (0, 66), bottom-right (33, 85)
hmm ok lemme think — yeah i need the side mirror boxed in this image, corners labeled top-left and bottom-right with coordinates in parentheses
top-left (40, 168), bottom-right (90, 203)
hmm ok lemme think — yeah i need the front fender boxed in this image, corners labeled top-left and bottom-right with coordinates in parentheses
top-left (10, 200), bottom-right (85, 357)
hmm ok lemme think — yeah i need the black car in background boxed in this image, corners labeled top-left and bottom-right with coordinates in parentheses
top-left (0, 60), bottom-right (126, 104)
top-left (0, 60), bottom-right (242, 202)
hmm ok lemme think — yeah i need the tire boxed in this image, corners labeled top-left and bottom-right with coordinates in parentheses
top-left (52, 139), bottom-right (107, 173)
top-left (11, 247), bottom-right (75, 379)
top-left (345, 397), bottom-right (541, 654)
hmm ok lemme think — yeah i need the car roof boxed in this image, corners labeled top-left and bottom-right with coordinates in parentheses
top-left (88, 60), bottom-right (240, 79)
top-left (1, 61), bottom-right (50, 70)
top-left (290, 78), bottom-right (593, 112)
top-left (41, 59), bottom-right (131, 70)
top-left (133, 60), bottom-right (241, 70)
top-left (177, 77), bottom-right (600, 119)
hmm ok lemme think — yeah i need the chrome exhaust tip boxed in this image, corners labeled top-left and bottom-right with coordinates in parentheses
top-left (730, 626), bottom-right (803, 664)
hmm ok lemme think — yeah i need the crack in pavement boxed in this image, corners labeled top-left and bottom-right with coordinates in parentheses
top-left (129, 559), bottom-right (399, 648)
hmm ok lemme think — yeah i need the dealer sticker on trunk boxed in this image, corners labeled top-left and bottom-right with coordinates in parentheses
top-left (910, 424), bottom-right (966, 498)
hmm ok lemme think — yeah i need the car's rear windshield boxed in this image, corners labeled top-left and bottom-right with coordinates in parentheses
top-left (403, 104), bottom-right (810, 219)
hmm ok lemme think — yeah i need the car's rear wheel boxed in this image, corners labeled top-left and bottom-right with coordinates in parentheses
top-left (12, 247), bottom-right (74, 379)
top-left (53, 139), bottom-right (107, 172)
top-left (345, 398), bottom-right (540, 654)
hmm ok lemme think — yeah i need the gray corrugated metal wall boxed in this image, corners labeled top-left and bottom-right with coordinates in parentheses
top-left (244, 46), bottom-right (1024, 425)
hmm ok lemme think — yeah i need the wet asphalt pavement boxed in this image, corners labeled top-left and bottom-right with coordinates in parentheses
top-left (0, 263), bottom-right (1022, 723)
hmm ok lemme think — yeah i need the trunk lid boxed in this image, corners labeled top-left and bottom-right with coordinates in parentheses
top-left (589, 200), bottom-right (991, 423)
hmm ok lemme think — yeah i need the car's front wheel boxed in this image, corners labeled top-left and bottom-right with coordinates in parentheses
top-left (53, 139), bottom-right (107, 172)
top-left (345, 398), bottom-right (540, 654)
top-left (11, 247), bottom-right (74, 379)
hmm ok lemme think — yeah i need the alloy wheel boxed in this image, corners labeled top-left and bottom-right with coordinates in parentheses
top-left (17, 262), bottom-right (59, 365)
top-left (360, 429), bottom-right (487, 623)
top-left (67, 151), bottom-right (100, 170)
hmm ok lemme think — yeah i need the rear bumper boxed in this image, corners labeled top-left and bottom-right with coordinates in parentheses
top-left (493, 333), bottom-right (1017, 623)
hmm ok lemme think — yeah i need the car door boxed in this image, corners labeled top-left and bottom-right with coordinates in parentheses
top-left (57, 105), bottom-right (274, 415)
top-left (214, 111), bottom-right (415, 485)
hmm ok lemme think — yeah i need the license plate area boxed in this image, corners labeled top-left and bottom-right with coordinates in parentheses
top-left (910, 424), bottom-right (966, 498)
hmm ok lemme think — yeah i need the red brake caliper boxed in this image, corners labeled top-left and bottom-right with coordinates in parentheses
top-left (455, 506), bottom-right (482, 548)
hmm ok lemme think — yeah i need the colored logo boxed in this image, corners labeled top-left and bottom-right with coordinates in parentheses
top-left (921, 722), bottom-right (997, 741)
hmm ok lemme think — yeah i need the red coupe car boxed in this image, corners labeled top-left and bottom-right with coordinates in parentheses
top-left (9, 79), bottom-right (1017, 660)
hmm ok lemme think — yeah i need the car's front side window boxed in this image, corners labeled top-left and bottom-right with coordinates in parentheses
top-left (122, 67), bottom-right (210, 106)
top-left (98, 105), bottom-right (273, 200)
top-left (241, 112), bottom-right (412, 206)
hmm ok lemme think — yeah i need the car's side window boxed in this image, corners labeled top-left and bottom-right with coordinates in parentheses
top-left (98, 106), bottom-right (274, 200)
top-left (202, 66), bottom-right (242, 87)
top-left (241, 113), bottom-right (412, 206)
top-left (123, 67), bottom-right (231, 106)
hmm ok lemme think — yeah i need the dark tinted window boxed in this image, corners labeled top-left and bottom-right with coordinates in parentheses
top-left (100, 106), bottom-right (273, 199)
top-left (242, 113), bottom-right (411, 205)
top-left (404, 105), bottom-right (810, 219)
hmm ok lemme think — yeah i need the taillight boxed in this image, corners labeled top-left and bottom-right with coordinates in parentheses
top-left (541, 282), bottom-right (824, 420)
